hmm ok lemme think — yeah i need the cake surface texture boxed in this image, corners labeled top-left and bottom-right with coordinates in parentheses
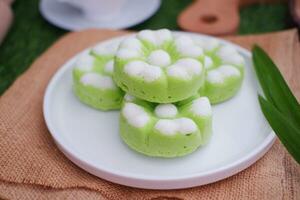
top-left (120, 94), bottom-right (212, 157)
top-left (72, 43), bottom-right (124, 110)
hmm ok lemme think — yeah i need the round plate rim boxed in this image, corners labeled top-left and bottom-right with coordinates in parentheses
top-left (43, 32), bottom-right (276, 189)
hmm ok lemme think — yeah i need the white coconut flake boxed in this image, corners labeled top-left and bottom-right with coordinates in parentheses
top-left (175, 36), bottom-right (203, 58)
top-left (104, 60), bottom-right (114, 74)
top-left (167, 58), bottom-right (202, 80)
top-left (116, 48), bottom-right (141, 59)
top-left (227, 53), bottom-right (245, 66)
top-left (154, 104), bottom-right (178, 118)
top-left (93, 43), bottom-right (118, 56)
top-left (80, 73), bottom-right (116, 89)
top-left (218, 65), bottom-right (240, 77)
top-left (137, 29), bottom-right (173, 46)
top-left (176, 118), bottom-right (198, 134)
top-left (137, 30), bottom-right (157, 45)
top-left (122, 102), bottom-right (149, 128)
top-left (175, 35), bottom-right (194, 47)
top-left (207, 70), bottom-right (223, 84)
top-left (194, 38), bottom-right (219, 51)
top-left (75, 54), bottom-right (94, 71)
top-left (207, 65), bottom-right (240, 84)
top-left (179, 58), bottom-right (202, 75)
top-left (143, 65), bottom-right (162, 82)
top-left (124, 61), bottom-right (162, 82)
top-left (124, 94), bottom-right (135, 102)
top-left (167, 66), bottom-right (190, 80)
top-left (120, 37), bottom-right (142, 51)
top-left (175, 43), bottom-right (203, 58)
top-left (155, 29), bottom-right (172, 45)
top-left (180, 45), bottom-right (203, 58)
top-left (217, 45), bottom-right (245, 65)
top-left (217, 45), bottom-right (237, 56)
top-left (147, 49), bottom-right (171, 67)
top-left (176, 58), bottom-right (203, 75)
top-left (191, 97), bottom-right (212, 116)
top-left (154, 119), bottom-right (178, 135)
top-left (124, 60), bottom-right (146, 76)
top-left (154, 118), bottom-right (197, 135)
top-left (204, 56), bottom-right (213, 69)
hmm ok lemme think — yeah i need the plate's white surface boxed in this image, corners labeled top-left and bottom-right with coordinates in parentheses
top-left (43, 32), bottom-right (275, 189)
top-left (39, 0), bottom-right (161, 30)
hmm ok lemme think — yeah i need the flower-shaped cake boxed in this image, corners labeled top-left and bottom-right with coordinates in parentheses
top-left (195, 38), bottom-right (245, 104)
top-left (120, 94), bottom-right (212, 157)
top-left (72, 43), bottom-right (124, 110)
top-left (114, 29), bottom-right (206, 103)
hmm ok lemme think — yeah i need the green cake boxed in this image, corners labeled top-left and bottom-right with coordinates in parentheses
top-left (72, 43), bottom-right (124, 110)
top-left (120, 94), bottom-right (212, 157)
top-left (195, 39), bottom-right (245, 104)
top-left (114, 29), bottom-right (206, 103)
top-left (70, 29), bottom-right (246, 158)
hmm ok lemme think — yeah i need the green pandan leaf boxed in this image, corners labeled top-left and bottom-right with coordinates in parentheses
top-left (258, 96), bottom-right (300, 163)
top-left (252, 45), bottom-right (300, 128)
top-left (252, 45), bottom-right (300, 164)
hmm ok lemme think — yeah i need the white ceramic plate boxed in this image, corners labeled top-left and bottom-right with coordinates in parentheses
top-left (39, 0), bottom-right (161, 30)
top-left (43, 32), bottom-right (275, 190)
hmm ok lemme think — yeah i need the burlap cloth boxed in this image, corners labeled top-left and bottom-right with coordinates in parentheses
top-left (0, 29), bottom-right (299, 200)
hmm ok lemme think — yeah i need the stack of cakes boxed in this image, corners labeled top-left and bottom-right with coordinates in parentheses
top-left (72, 29), bottom-right (245, 157)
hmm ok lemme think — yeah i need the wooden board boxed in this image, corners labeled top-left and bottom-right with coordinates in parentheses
top-left (178, 0), bottom-right (287, 35)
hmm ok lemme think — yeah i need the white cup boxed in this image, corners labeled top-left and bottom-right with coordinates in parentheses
top-left (57, 0), bottom-right (126, 21)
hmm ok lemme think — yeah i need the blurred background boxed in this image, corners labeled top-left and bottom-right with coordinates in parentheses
top-left (0, 0), bottom-right (297, 95)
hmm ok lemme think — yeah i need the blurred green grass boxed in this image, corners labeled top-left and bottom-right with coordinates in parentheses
top-left (0, 0), bottom-right (291, 94)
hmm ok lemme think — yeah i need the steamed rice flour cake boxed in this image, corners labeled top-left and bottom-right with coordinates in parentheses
top-left (70, 29), bottom-right (244, 158)
top-left (72, 44), bottom-right (124, 110)
top-left (120, 94), bottom-right (212, 157)
top-left (114, 29), bottom-right (206, 103)
top-left (196, 39), bottom-right (245, 104)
